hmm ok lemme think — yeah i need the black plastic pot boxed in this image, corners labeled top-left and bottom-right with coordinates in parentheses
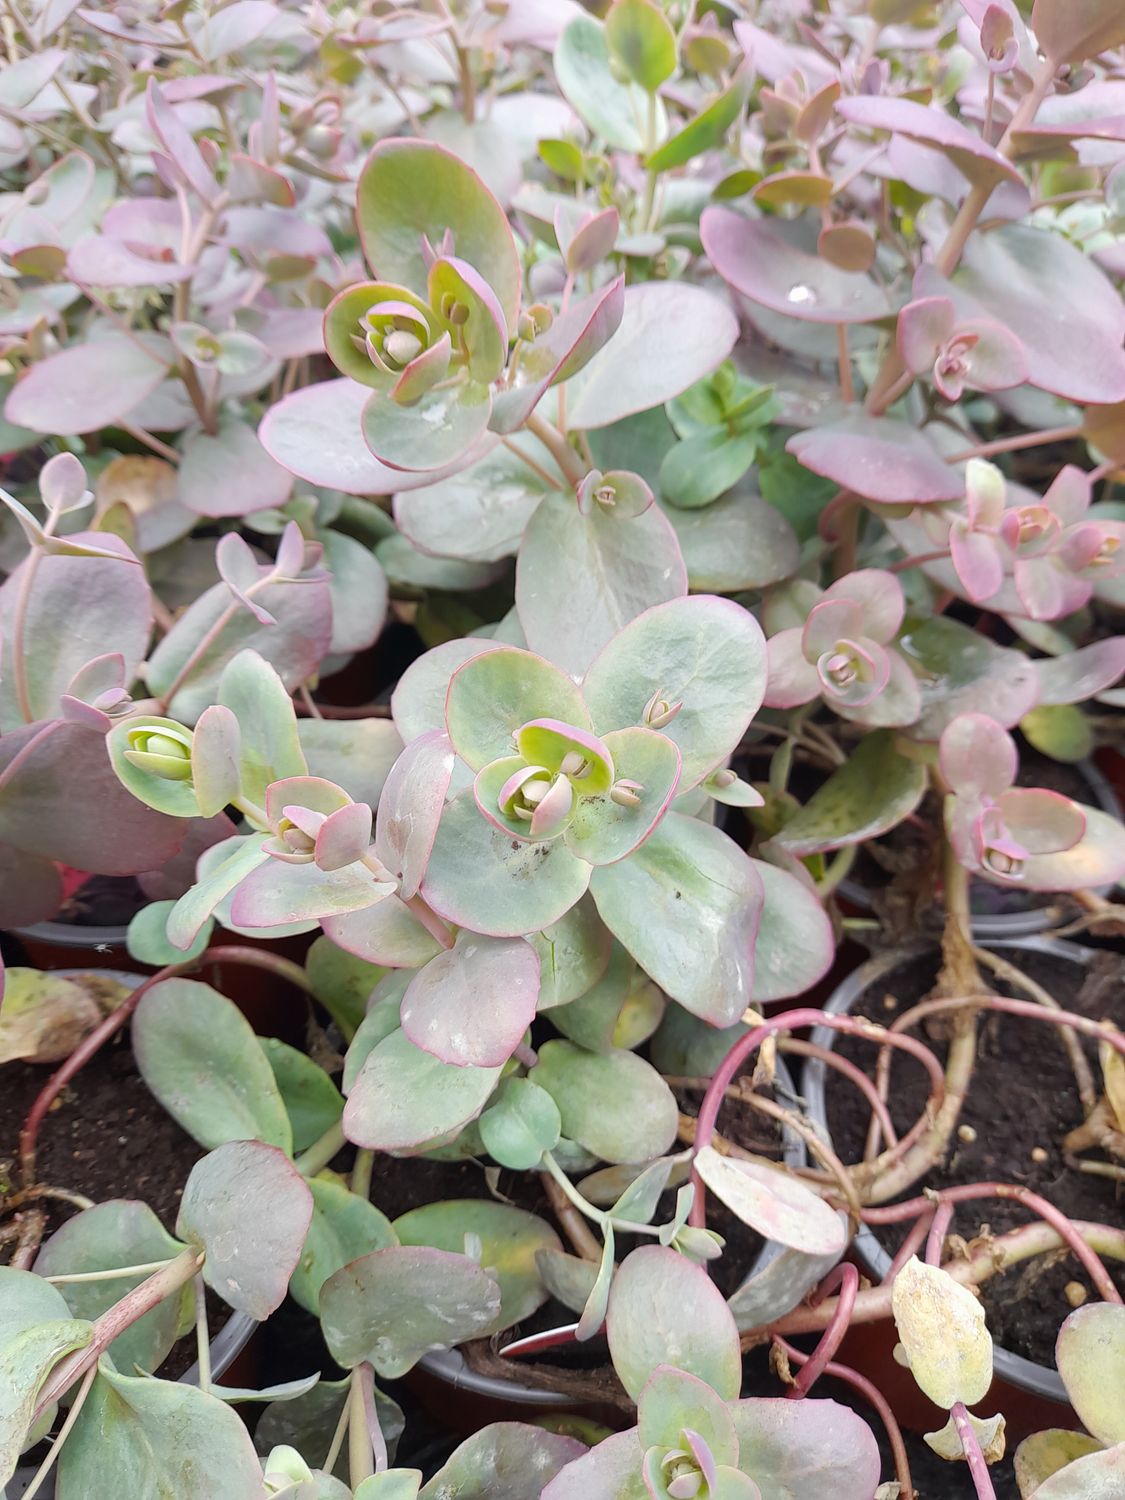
top-left (837, 759), bottom-right (1120, 939)
top-left (801, 937), bottom-right (1093, 1441)
top-left (413, 1054), bottom-right (808, 1429)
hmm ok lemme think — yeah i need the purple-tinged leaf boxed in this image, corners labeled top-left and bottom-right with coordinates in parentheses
top-left (344, 1028), bottom-right (503, 1152)
top-left (259, 379), bottom-right (499, 496)
top-left (541, 1430), bottom-right (644, 1500)
top-left (730, 1398), bottom-right (881, 1500)
top-left (374, 730), bottom-right (456, 900)
top-left (5, 332), bottom-right (171, 434)
top-left (230, 855), bottom-right (391, 927)
top-left (401, 932), bottom-right (539, 1067)
top-left (177, 1141), bottom-right (313, 1318)
top-left (530, 1041), bottom-right (678, 1165)
top-left (608, 1246), bottom-right (741, 1401)
top-left (362, 380), bottom-right (492, 474)
top-left (146, 80), bottom-right (219, 203)
top-left (787, 412), bottom-right (963, 504)
top-left (702, 208), bottom-right (891, 325)
top-left (939, 712), bottom-right (1017, 798)
top-left (316, 802), bottom-right (374, 871)
top-left (1035, 639), bottom-right (1125, 705)
top-left (763, 628), bottom-right (822, 710)
top-left (1031, 0), bottom-right (1125, 63)
top-left (179, 419), bottom-right (294, 518)
top-left (324, 897), bottom-right (447, 969)
top-left (565, 282), bottom-right (738, 430)
top-left (996, 787), bottom-right (1085, 855)
top-left (192, 704), bottom-right (241, 817)
top-left (838, 94), bottom-right (1023, 188)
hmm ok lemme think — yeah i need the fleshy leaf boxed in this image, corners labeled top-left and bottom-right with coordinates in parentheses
top-left (479, 1077), bottom-right (562, 1169)
top-left (730, 1398), bottom-right (881, 1500)
top-left (445, 646), bottom-right (590, 772)
top-left (5, 333), bottom-right (171, 434)
top-left (1055, 1303), bottom-right (1125, 1446)
top-left (289, 1177), bottom-right (398, 1316)
top-left (1019, 1443), bottom-right (1125, 1498)
top-left (694, 1147), bottom-right (846, 1256)
top-left (177, 1142), bottom-right (314, 1319)
top-left (259, 1036), bottom-right (344, 1153)
top-left (607, 1246), bottom-right (742, 1401)
top-left (344, 1026), bottom-right (502, 1151)
top-left (564, 727), bottom-right (682, 866)
top-left (374, 730), bottom-right (455, 899)
top-left (1014, 1430), bottom-right (1105, 1497)
top-left (530, 1039), bottom-right (678, 1165)
top-left (787, 413), bottom-right (962, 504)
top-left (394, 1199), bottom-right (561, 1332)
top-left (320, 1247), bottom-right (501, 1378)
top-left (420, 1424), bottom-right (585, 1500)
top-left (590, 814), bottom-right (763, 1026)
top-left (891, 1256), bottom-right (993, 1410)
top-left (401, 932), bottom-right (540, 1067)
top-left (774, 732), bottom-right (927, 855)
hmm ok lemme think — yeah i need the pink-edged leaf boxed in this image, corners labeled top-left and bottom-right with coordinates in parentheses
top-left (258, 379), bottom-right (499, 495)
top-left (995, 786), bottom-right (1085, 855)
top-left (265, 775), bottom-right (352, 825)
top-left (216, 531), bottom-right (274, 625)
top-left (179, 419), bottom-right (293, 518)
top-left (815, 636), bottom-right (889, 708)
top-left (1014, 555), bottom-right (1091, 622)
top-left (67, 232), bottom-right (193, 287)
top-left (373, 730), bottom-right (456, 900)
top-left (1035, 638), bottom-right (1125, 705)
top-left (825, 569), bottom-right (905, 645)
top-left (701, 207), bottom-right (891, 324)
top-left (802, 598), bottom-right (864, 659)
top-left (898, 296), bottom-right (956, 372)
top-left (315, 801), bottom-right (374, 871)
top-left (146, 80), bottom-right (219, 203)
top-left (730, 1398), bottom-right (882, 1500)
top-left (5, 333), bottom-right (171, 434)
top-left (695, 1145), bottom-right (846, 1256)
top-left (787, 412), bottom-right (963, 504)
top-left (833, 646), bottom-right (922, 729)
top-left (763, 628), bottom-right (821, 710)
top-left (1031, 0), bottom-right (1125, 64)
top-left (177, 1141), bottom-right (313, 1319)
top-left (950, 521), bottom-right (1005, 604)
top-left (38, 452), bottom-right (88, 514)
top-left (963, 318), bottom-right (1028, 391)
top-left (838, 94), bottom-right (1023, 187)
top-left (541, 1431), bottom-right (644, 1500)
top-left (192, 704), bottom-right (241, 817)
top-left (229, 856), bottom-right (392, 927)
top-left (939, 713), bottom-right (1017, 798)
top-left (323, 896), bottom-right (447, 969)
top-left (401, 932), bottom-right (540, 1067)
top-left (490, 277), bottom-right (625, 435)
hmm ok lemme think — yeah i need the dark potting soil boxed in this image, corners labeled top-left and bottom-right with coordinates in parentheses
top-left (53, 873), bottom-right (146, 928)
top-left (0, 1028), bottom-right (224, 1379)
top-left (825, 946), bottom-right (1125, 1368)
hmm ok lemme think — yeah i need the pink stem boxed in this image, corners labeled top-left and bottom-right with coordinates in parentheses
top-left (953, 1400), bottom-right (998, 1499)
top-left (690, 1009), bottom-right (945, 1227)
top-left (500, 1322), bottom-right (582, 1359)
top-left (774, 1339), bottom-right (914, 1499)
top-left (780, 1040), bottom-right (898, 1148)
top-left (866, 1183), bottom-right (1121, 1305)
top-left (925, 1203), bottom-right (955, 1267)
top-left (788, 1262), bottom-right (859, 1398)
top-left (883, 1208), bottom-right (935, 1283)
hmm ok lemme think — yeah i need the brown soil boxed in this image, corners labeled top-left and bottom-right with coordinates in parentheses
top-left (825, 945), bottom-right (1125, 1367)
top-left (0, 1027), bottom-right (224, 1378)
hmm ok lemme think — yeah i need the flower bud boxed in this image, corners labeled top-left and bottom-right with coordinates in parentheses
top-left (610, 778), bottom-right (644, 808)
top-left (643, 687), bottom-right (683, 729)
top-left (123, 722), bottom-right (194, 781)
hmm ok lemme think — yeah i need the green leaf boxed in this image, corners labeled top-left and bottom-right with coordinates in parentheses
top-left (663, 484), bottom-right (799, 593)
top-left (1014, 1430), bottom-right (1106, 1497)
top-left (583, 595), bottom-right (766, 790)
top-left (555, 15), bottom-right (660, 152)
top-left (166, 835), bottom-right (270, 951)
top-left (1020, 704), bottom-right (1095, 764)
top-left (1019, 1443), bottom-right (1125, 1498)
top-left (638, 1366), bottom-right (738, 1463)
top-left (344, 1026), bottom-right (502, 1151)
top-left (749, 859), bottom-right (834, 1004)
top-left (178, 1142), bottom-right (314, 1320)
top-left (106, 715), bottom-right (201, 818)
top-left (445, 646), bottom-right (590, 772)
top-left (605, 0), bottom-right (676, 91)
top-left (0, 1269), bottom-right (92, 1487)
top-left (530, 1040), bottom-right (678, 1164)
top-left (394, 1200), bottom-right (561, 1332)
top-left (356, 1473), bottom-right (423, 1500)
top-left (530, 895), bottom-right (613, 1010)
top-left (356, 139), bottom-right (521, 334)
top-left (647, 70), bottom-right (751, 173)
top-left (306, 935), bottom-right (387, 1041)
top-left (132, 978), bottom-right (293, 1152)
top-left (320, 1247), bottom-right (501, 1378)
top-left (35, 1203), bottom-right (190, 1378)
top-left (1056, 1303), bottom-right (1125, 1446)
top-left (551, 942), bottom-right (636, 1053)
top-left (564, 728), bottom-right (682, 866)
top-left (217, 650), bottom-right (307, 808)
top-left (607, 1245), bottom-right (741, 1400)
top-left (774, 731), bottom-right (927, 856)
top-left (899, 615), bottom-right (1039, 742)
top-left (55, 1365), bottom-right (264, 1500)
top-left (419, 1425), bottom-right (586, 1500)
top-left (660, 429), bottom-right (759, 510)
top-left (290, 1177), bottom-right (398, 1315)
top-left (516, 490), bottom-right (687, 678)
top-left (479, 1077), bottom-right (562, 1170)
top-left (590, 814), bottom-right (764, 1026)
top-left (577, 1222), bottom-right (615, 1340)
top-left (259, 1036), bottom-right (344, 1152)
top-left (362, 381), bottom-right (491, 473)
top-left (422, 793), bottom-right (592, 938)
top-left (127, 900), bottom-right (212, 966)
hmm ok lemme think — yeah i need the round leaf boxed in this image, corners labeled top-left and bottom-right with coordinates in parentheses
top-left (1056, 1303), bottom-right (1125, 1447)
top-left (401, 932), bottom-right (540, 1067)
top-left (445, 646), bottom-right (590, 772)
top-left (343, 1026), bottom-right (502, 1151)
top-left (290, 1177), bottom-right (398, 1315)
top-left (530, 1039), bottom-right (678, 1165)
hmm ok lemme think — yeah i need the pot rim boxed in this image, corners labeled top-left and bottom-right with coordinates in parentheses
top-left (802, 934), bottom-right (1096, 1406)
top-left (838, 756), bottom-right (1120, 938)
top-left (419, 1051), bottom-right (809, 1405)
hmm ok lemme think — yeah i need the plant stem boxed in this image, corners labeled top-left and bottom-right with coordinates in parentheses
top-left (193, 1275), bottom-right (211, 1394)
top-left (786, 1262), bottom-right (859, 1398)
top-left (524, 411), bottom-right (587, 489)
top-left (22, 1363), bottom-right (98, 1500)
top-left (351, 1149), bottom-right (374, 1201)
top-left (323, 1388), bottom-right (351, 1475)
top-left (45, 1259), bottom-right (174, 1284)
top-left (946, 423), bottom-right (1082, 462)
top-left (348, 1364), bottom-right (375, 1486)
top-left (953, 1401), bottom-right (998, 1499)
top-left (404, 891), bottom-right (454, 949)
top-left (295, 1121), bottom-right (346, 1177)
top-left (9, 545), bottom-right (43, 722)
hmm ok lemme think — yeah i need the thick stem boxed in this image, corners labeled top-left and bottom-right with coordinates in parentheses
top-left (295, 1120), bottom-right (347, 1177)
top-left (22, 1364), bottom-right (98, 1500)
top-left (348, 1365), bottom-right (375, 1486)
top-left (193, 1275), bottom-right (211, 1394)
top-left (9, 544), bottom-right (44, 723)
top-left (404, 892), bottom-right (455, 950)
top-left (953, 1401), bottom-right (998, 1499)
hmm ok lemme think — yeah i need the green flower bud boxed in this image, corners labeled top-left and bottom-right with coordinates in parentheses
top-left (123, 721), bottom-right (194, 781)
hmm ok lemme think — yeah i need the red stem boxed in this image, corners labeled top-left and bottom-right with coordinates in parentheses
top-left (689, 1009), bottom-right (945, 1227)
top-left (780, 1040), bottom-right (898, 1148)
top-left (787, 1262), bottom-right (859, 1399)
top-left (925, 1203), bottom-right (955, 1267)
top-left (883, 1207), bottom-right (935, 1283)
top-left (953, 1400), bottom-right (998, 1499)
top-left (774, 1340), bottom-right (914, 1499)
top-left (866, 1183), bottom-right (1122, 1305)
